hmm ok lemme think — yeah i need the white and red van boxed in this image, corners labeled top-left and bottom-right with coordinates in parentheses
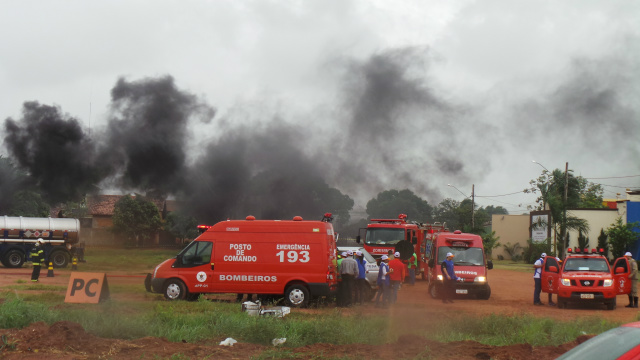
top-left (146, 214), bottom-right (339, 307)
top-left (425, 230), bottom-right (493, 299)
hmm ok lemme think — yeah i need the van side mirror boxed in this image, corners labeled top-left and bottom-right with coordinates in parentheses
top-left (356, 235), bottom-right (361, 244)
top-left (486, 260), bottom-right (493, 270)
top-left (615, 266), bottom-right (625, 274)
top-left (549, 265), bottom-right (558, 273)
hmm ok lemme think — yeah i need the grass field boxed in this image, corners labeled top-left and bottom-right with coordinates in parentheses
top-left (0, 248), bottom-right (633, 349)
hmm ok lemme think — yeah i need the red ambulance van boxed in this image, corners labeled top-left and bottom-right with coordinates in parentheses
top-left (425, 230), bottom-right (493, 299)
top-left (146, 214), bottom-right (338, 307)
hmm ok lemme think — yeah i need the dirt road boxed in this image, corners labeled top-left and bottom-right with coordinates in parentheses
top-left (0, 267), bottom-right (638, 359)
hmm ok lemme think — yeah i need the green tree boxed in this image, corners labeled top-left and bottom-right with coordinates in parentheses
top-left (483, 205), bottom-right (509, 217)
top-left (577, 231), bottom-right (589, 250)
top-left (525, 168), bottom-right (590, 257)
top-left (606, 217), bottom-right (640, 259)
top-left (366, 189), bottom-right (432, 222)
top-left (164, 211), bottom-right (200, 245)
top-left (434, 198), bottom-right (463, 231)
top-left (576, 177), bottom-right (605, 208)
top-left (597, 228), bottom-right (609, 258)
top-left (7, 190), bottom-right (50, 217)
top-left (112, 195), bottom-right (163, 246)
top-left (482, 231), bottom-right (501, 258)
top-left (0, 156), bottom-right (29, 214)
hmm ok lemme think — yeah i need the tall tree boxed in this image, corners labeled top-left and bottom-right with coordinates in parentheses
top-left (525, 168), bottom-right (590, 256)
top-left (606, 217), bottom-right (640, 259)
top-left (164, 211), bottom-right (200, 245)
top-left (366, 189), bottom-right (433, 223)
top-left (112, 195), bottom-right (163, 246)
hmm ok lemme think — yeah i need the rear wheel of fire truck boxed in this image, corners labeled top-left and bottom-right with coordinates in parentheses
top-left (163, 279), bottom-right (188, 300)
top-left (4, 249), bottom-right (25, 268)
top-left (284, 283), bottom-right (309, 308)
top-left (605, 298), bottom-right (616, 311)
top-left (50, 250), bottom-right (70, 268)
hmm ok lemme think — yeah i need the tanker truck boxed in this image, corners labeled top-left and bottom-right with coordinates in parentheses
top-left (0, 216), bottom-right (80, 268)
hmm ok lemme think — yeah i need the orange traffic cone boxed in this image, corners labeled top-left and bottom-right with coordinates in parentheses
top-left (47, 262), bottom-right (54, 277)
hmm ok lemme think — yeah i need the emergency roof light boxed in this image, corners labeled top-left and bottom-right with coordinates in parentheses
top-left (567, 248), bottom-right (573, 253)
top-left (398, 214), bottom-right (408, 220)
top-left (599, 248), bottom-right (605, 253)
top-left (246, 215), bottom-right (256, 221)
top-left (591, 249), bottom-right (597, 253)
top-left (322, 213), bottom-right (333, 222)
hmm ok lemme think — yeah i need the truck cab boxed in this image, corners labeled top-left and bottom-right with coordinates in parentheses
top-left (541, 248), bottom-right (631, 310)
top-left (425, 230), bottom-right (493, 300)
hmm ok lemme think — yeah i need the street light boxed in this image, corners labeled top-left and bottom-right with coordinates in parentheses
top-left (532, 160), bottom-right (549, 172)
top-left (448, 184), bottom-right (475, 229)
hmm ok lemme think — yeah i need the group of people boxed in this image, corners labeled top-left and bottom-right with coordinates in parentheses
top-left (336, 250), bottom-right (365, 307)
top-left (373, 251), bottom-right (406, 307)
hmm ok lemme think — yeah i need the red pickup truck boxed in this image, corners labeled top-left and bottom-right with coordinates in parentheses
top-left (541, 248), bottom-right (632, 310)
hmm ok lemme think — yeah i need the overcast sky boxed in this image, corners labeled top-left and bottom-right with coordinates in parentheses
top-left (1, 0), bottom-right (639, 216)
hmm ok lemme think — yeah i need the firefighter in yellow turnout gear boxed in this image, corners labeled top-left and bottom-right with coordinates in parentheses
top-left (30, 238), bottom-right (45, 282)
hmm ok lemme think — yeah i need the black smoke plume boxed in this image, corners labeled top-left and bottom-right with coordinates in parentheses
top-left (3, 102), bottom-right (104, 204)
top-left (104, 76), bottom-right (216, 195)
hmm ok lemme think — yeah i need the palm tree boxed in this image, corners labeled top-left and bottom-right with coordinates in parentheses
top-left (526, 168), bottom-right (589, 257)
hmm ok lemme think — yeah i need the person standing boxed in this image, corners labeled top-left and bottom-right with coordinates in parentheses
top-left (533, 253), bottom-right (546, 306)
top-left (388, 251), bottom-right (405, 304)
top-left (354, 251), bottom-right (368, 305)
top-left (375, 255), bottom-right (391, 308)
top-left (339, 250), bottom-right (359, 307)
top-left (407, 252), bottom-right (418, 285)
top-left (441, 252), bottom-right (458, 303)
top-left (30, 238), bottom-right (45, 282)
top-left (625, 252), bottom-right (638, 308)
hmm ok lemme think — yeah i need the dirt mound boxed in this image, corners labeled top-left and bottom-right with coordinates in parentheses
top-left (0, 322), bottom-right (589, 359)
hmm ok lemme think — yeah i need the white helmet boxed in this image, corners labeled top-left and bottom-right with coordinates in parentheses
top-left (37, 238), bottom-right (45, 244)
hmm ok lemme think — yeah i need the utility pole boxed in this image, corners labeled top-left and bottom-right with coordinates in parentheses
top-left (471, 184), bottom-right (475, 229)
top-left (562, 162), bottom-right (569, 255)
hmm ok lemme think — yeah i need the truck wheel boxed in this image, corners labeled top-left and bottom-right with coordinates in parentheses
top-left (606, 298), bottom-right (616, 311)
top-left (163, 279), bottom-right (188, 300)
top-left (557, 298), bottom-right (566, 309)
top-left (50, 251), bottom-right (70, 268)
top-left (4, 249), bottom-right (25, 268)
top-left (429, 283), bottom-right (439, 299)
top-left (477, 286), bottom-right (491, 300)
top-left (284, 284), bottom-right (309, 308)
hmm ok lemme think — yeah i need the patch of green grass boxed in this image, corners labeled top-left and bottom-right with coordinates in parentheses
top-left (14, 279), bottom-right (27, 284)
top-left (435, 313), bottom-right (619, 346)
top-left (79, 247), bottom-right (179, 274)
top-left (491, 259), bottom-right (532, 272)
top-left (5, 284), bottom-right (67, 291)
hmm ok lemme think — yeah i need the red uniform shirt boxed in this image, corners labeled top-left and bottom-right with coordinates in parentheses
top-left (388, 259), bottom-right (405, 281)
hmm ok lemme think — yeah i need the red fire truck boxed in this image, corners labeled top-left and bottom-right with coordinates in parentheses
top-left (540, 248), bottom-right (632, 310)
top-left (355, 214), bottom-right (446, 280)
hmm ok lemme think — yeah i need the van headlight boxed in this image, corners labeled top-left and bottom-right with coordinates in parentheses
top-left (474, 276), bottom-right (486, 283)
top-left (437, 275), bottom-right (443, 281)
top-left (561, 278), bottom-right (571, 286)
top-left (603, 279), bottom-right (613, 287)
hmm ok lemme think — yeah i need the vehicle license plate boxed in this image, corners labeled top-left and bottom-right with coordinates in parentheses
top-left (580, 293), bottom-right (594, 299)
top-left (456, 289), bottom-right (468, 294)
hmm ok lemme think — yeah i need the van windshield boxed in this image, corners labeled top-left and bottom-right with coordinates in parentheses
top-left (563, 258), bottom-right (610, 272)
top-left (365, 228), bottom-right (405, 245)
top-left (438, 247), bottom-right (484, 266)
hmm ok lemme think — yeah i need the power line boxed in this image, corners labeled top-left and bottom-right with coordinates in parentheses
top-left (476, 190), bottom-right (525, 198)
top-left (585, 175), bottom-right (640, 180)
